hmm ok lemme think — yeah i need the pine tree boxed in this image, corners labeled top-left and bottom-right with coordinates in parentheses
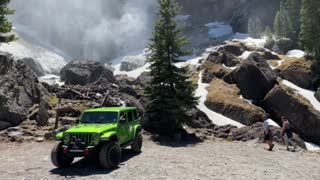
top-left (145, 0), bottom-right (198, 135)
top-left (248, 17), bottom-right (263, 38)
top-left (286, 0), bottom-right (302, 41)
top-left (300, 0), bottom-right (320, 58)
top-left (0, 0), bottom-right (16, 43)
top-left (264, 26), bottom-right (275, 49)
top-left (273, 1), bottom-right (295, 39)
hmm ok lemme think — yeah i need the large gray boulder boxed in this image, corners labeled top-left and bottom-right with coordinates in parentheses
top-left (0, 53), bottom-right (47, 129)
top-left (223, 53), bottom-right (277, 100)
top-left (263, 83), bottom-right (320, 145)
top-left (60, 60), bottom-right (115, 86)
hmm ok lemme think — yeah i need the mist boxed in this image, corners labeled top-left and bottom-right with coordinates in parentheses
top-left (10, 0), bottom-right (157, 62)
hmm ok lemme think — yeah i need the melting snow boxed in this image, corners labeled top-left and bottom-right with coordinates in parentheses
top-left (205, 22), bottom-right (233, 39)
top-left (286, 50), bottom-right (305, 58)
top-left (222, 64), bottom-right (237, 70)
top-left (305, 142), bottom-right (320, 151)
top-left (196, 72), bottom-right (244, 128)
top-left (239, 51), bottom-right (253, 60)
top-left (232, 33), bottom-right (266, 48)
top-left (39, 74), bottom-right (64, 86)
top-left (282, 80), bottom-right (320, 111)
top-left (239, 95), bottom-right (253, 104)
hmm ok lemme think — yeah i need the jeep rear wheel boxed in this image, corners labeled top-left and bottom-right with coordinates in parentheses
top-left (51, 142), bottom-right (74, 168)
top-left (131, 132), bottom-right (142, 153)
top-left (99, 142), bottom-right (121, 169)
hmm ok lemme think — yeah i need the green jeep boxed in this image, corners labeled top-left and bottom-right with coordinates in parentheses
top-left (51, 107), bottom-right (143, 169)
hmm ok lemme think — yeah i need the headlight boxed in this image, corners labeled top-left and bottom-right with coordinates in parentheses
top-left (92, 134), bottom-right (100, 141)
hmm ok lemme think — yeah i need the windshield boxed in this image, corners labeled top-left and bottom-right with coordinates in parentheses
top-left (81, 112), bottom-right (118, 124)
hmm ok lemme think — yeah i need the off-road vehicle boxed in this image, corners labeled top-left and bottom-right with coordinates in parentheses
top-left (51, 107), bottom-right (142, 169)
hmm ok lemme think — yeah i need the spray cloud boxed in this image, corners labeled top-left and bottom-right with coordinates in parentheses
top-left (10, 0), bottom-right (156, 62)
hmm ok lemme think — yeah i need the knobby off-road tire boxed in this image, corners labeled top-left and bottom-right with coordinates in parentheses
top-left (99, 142), bottom-right (122, 169)
top-left (131, 132), bottom-right (142, 153)
top-left (51, 142), bottom-right (74, 168)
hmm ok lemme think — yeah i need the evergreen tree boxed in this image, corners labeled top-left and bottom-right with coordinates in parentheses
top-left (285, 0), bottom-right (302, 41)
top-left (248, 17), bottom-right (263, 38)
top-left (274, 1), bottom-right (295, 39)
top-left (300, 0), bottom-right (320, 58)
top-left (0, 0), bottom-right (15, 43)
top-left (264, 26), bottom-right (275, 49)
top-left (145, 0), bottom-right (198, 135)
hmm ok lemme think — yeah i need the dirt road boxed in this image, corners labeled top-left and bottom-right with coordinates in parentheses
top-left (0, 138), bottom-right (320, 180)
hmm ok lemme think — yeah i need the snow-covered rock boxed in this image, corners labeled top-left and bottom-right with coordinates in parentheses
top-left (286, 50), bottom-right (305, 58)
top-left (232, 33), bottom-right (267, 48)
top-left (196, 72), bottom-right (244, 128)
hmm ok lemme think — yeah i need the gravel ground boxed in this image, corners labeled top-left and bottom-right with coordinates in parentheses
top-left (0, 137), bottom-right (320, 180)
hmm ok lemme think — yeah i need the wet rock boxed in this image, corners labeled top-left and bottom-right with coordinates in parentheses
top-left (21, 57), bottom-right (45, 76)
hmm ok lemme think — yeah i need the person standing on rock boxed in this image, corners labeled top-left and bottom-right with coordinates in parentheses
top-left (281, 117), bottom-right (297, 151)
top-left (263, 119), bottom-right (274, 151)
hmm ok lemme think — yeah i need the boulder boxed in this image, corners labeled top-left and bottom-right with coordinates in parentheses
top-left (217, 43), bottom-right (245, 56)
top-left (119, 86), bottom-right (138, 98)
top-left (263, 83), bottom-right (320, 144)
top-left (60, 60), bottom-right (115, 86)
top-left (135, 72), bottom-right (151, 87)
top-left (21, 57), bottom-right (45, 76)
top-left (36, 98), bottom-right (49, 126)
top-left (201, 63), bottom-right (230, 83)
top-left (0, 53), bottom-right (47, 128)
top-left (185, 108), bottom-right (215, 129)
top-left (120, 55), bottom-right (147, 72)
top-left (0, 121), bottom-right (12, 131)
top-left (115, 74), bottom-right (135, 86)
top-left (277, 57), bottom-right (314, 90)
top-left (223, 53), bottom-right (277, 100)
top-left (206, 51), bottom-right (241, 67)
top-left (205, 79), bottom-right (268, 125)
top-left (315, 88), bottom-right (320, 102)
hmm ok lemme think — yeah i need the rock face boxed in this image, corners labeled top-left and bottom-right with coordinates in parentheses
top-left (201, 63), bottom-right (230, 83)
top-left (224, 53), bottom-right (277, 100)
top-left (120, 55), bottom-right (147, 72)
top-left (277, 57), bottom-right (314, 90)
top-left (60, 60), bottom-right (115, 86)
top-left (206, 51), bottom-right (241, 67)
top-left (0, 53), bottom-right (47, 129)
top-left (21, 57), bottom-right (45, 77)
top-left (263, 84), bottom-right (320, 144)
top-left (205, 79), bottom-right (268, 125)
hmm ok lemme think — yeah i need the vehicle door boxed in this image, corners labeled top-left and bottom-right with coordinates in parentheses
top-left (118, 112), bottom-right (130, 144)
top-left (127, 110), bottom-right (135, 140)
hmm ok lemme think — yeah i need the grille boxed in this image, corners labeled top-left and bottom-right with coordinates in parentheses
top-left (69, 133), bottom-right (93, 146)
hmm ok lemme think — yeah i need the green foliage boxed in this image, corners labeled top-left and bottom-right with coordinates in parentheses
top-left (300, 0), bottom-right (320, 58)
top-left (264, 26), bottom-right (275, 49)
top-left (273, 1), bottom-right (295, 39)
top-left (145, 0), bottom-right (198, 135)
top-left (248, 17), bottom-right (263, 38)
top-left (0, 0), bottom-right (16, 43)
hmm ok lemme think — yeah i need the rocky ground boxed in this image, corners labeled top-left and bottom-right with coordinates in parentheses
top-left (0, 136), bottom-right (319, 180)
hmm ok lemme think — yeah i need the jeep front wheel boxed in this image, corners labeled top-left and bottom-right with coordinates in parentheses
top-left (131, 132), bottom-right (142, 153)
top-left (99, 142), bottom-right (121, 169)
top-left (51, 142), bottom-right (74, 168)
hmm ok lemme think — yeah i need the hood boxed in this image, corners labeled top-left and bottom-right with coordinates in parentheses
top-left (66, 123), bottom-right (117, 134)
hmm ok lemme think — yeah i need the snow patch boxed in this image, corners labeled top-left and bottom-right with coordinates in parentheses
top-left (205, 22), bottom-right (233, 39)
top-left (265, 119), bottom-right (280, 128)
top-left (305, 142), bottom-right (320, 151)
top-left (239, 51), bottom-right (253, 60)
top-left (223, 64), bottom-right (237, 70)
top-left (232, 33), bottom-right (266, 48)
top-left (282, 80), bottom-right (320, 111)
top-left (196, 72), bottom-right (244, 128)
top-left (286, 50), bottom-right (305, 58)
top-left (39, 74), bottom-right (64, 86)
